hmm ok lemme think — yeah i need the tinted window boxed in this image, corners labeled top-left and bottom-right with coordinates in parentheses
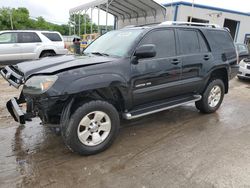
top-left (18, 32), bottom-right (41, 43)
top-left (206, 30), bottom-right (235, 51)
top-left (42, 32), bottom-right (62, 41)
top-left (178, 30), bottom-right (200, 55)
top-left (0, 33), bottom-right (17, 44)
top-left (198, 32), bottom-right (209, 52)
top-left (139, 29), bottom-right (176, 58)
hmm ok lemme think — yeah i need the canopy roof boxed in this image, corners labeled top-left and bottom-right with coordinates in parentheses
top-left (69, 0), bottom-right (166, 20)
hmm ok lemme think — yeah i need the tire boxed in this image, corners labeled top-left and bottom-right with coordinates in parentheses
top-left (62, 100), bottom-right (120, 155)
top-left (195, 79), bottom-right (225, 114)
top-left (40, 51), bottom-right (55, 58)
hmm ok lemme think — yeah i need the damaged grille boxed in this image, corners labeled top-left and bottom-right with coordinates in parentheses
top-left (0, 66), bottom-right (24, 88)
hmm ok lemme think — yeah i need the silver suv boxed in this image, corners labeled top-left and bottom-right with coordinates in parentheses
top-left (0, 30), bottom-right (68, 65)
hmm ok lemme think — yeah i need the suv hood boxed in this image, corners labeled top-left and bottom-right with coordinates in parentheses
top-left (0, 55), bottom-right (116, 88)
top-left (17, 55), bottom-right (114, 78)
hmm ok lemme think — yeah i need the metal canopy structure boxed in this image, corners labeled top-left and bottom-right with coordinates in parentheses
top-left (69, 0), bottom-right (167, 35)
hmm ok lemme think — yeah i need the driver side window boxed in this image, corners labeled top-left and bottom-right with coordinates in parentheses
top-left (139, 29), bottom-right (176, 58)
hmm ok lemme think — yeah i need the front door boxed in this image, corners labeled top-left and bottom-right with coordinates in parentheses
top-left (0, 32), bottom-right (21, 62)
top-left (131, 29), bottom-right (182, 106)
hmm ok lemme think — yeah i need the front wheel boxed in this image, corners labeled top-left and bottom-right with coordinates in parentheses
top-left (63, 100), bottom-right (120, 155)
top-left (195, 79), bottom-right (225, 113)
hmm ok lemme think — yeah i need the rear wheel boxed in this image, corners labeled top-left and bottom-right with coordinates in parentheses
top-left (195, 79), bottom-right (225, 113)
top-left (62, 100), bottom-right (120, 155)
top-left (40, 51), bottom-right (55, 58)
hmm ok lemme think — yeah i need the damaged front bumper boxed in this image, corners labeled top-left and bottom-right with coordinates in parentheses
top-left (6, 97), bottom-right (35, 124)
top-left (0, 65), bottom-right (24, 88)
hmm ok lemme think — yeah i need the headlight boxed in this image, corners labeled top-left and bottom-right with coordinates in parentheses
top-left (239, 60), bottom-right (246, 68)
top-left (23, 75), bottom-right (58, 94)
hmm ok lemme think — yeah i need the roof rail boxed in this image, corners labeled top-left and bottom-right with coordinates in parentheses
top-left (159, 21), bottom-right (220, 28)
top-left (122, 25), bottom-right (137, 29)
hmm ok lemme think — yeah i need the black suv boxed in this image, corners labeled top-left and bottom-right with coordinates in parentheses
top-left (1, 22), bottom-right (239, 155)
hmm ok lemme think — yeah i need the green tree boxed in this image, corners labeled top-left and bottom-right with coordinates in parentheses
top-left (0, 7), bottom-right (113, 36)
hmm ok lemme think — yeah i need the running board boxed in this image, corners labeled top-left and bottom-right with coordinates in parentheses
top-left (123, 95), bottom-right (202, 120)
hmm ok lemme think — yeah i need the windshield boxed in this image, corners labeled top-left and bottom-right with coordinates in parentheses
top-left (84, 29), bottom-right (143, 57)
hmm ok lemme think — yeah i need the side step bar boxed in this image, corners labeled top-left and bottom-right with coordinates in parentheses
top-left (123, 95), bottom-right (202, 120)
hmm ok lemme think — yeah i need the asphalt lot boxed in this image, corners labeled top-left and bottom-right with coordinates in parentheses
top-left (0, 77), bottom-right (250, 188)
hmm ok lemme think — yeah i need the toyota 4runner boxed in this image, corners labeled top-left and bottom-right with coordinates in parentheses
top-left (1, 22), bottom-right (239, 155)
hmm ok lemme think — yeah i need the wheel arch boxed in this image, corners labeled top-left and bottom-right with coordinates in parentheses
top-left (39, 49), bottom-right (56, 58)
top-left (207, 67), bottom-right (229, 94)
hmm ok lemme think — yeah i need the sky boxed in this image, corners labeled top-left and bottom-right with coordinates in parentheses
top-left (0, 0), bottom-right (249, 25)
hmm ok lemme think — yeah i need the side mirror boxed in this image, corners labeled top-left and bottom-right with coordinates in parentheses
top-left (134, 44), bottom-right (156, 59)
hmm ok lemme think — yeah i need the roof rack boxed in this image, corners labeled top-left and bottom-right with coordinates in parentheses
top-left (122, 25), bottom-right (137, 29)
top-left (159, 21), bottom-right (220, 28)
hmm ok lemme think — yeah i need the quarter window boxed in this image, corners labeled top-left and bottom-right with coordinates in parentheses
top-left (207, 30), bottom-right (235, 51)
top-left (42, 32), bottom-right (62, 41)
top-left (18, 32), bottom-right (41, 43)
top-left (139, 29), bottom-right (176, 58)
top-left (0, 33), bottom-right (17, 44)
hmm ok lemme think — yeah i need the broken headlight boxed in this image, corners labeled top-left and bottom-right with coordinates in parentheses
top-left (23, 75), bottom-right (58, 94)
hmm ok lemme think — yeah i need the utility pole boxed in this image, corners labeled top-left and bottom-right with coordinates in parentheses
top-left (190, 0), bottom-right (195, 22)
top-left (9, 10), bottom-right (13, 30)
top-left (171, 0), bottom-right (173, 21)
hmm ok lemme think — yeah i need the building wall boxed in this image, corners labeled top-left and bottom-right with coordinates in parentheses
top-left (165, 4), bottom-right (250, 44)
top-left (117, 2), bottom-right (250, 44)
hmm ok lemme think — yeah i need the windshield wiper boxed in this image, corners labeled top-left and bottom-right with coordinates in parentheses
top-left (90, 52), bottom-right (110, 56)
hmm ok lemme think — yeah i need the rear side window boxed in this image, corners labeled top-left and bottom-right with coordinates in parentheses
top-left (18, 32), bottom-right (41, 43)
top-left (206, 30), bottom-right (235, 51)
top-left (42, 32), bottom-right (62, 41)
top-left (0, 33), bottom-right (17, 44)
top-left (139, 29), bottom-right (176, 58)
top-left (178, 29), bottom-right (200, 55)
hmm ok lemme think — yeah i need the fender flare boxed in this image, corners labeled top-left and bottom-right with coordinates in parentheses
top-left (64, 74), bottom-right (128, 97)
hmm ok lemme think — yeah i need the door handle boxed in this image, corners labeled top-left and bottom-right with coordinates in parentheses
top-left (171, 59), bottom-right (181, 65)
top-left (204, 55), bottom-right (210, 61)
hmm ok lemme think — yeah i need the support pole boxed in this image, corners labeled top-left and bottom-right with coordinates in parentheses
top-left (69, 22), bottom-right (71, 36)
top-left (84, 10), bottom-right (87, 34)
top-left (74, 13), bottom-right (76, 35)
top-left (106, 1), bottom-right (108, 32)
top-left (78, 12), bottom-right (81, 36)
top-left (98, 6), bottom-right (100, 34)
top-left (90, 8), bottom-right (93, 40)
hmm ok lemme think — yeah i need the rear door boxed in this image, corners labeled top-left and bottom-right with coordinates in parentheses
top-left (177, 28), bottom-right (212, 94)
top-left (18, 32), bottom-right (42, 60)
top-left (0, 32), bottom-right (21, 62)
top-left (131, 28), bottom-right (182, 106)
